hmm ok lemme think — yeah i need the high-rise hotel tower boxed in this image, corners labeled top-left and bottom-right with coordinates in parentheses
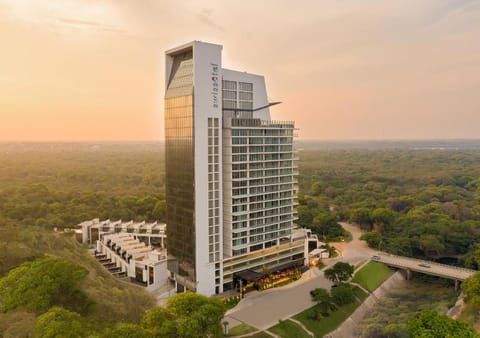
top-left (165, 41), bottom-right (305, 296)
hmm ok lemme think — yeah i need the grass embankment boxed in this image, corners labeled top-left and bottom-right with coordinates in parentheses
top-left (290, 261), bottom-right (392, 337)
top-left (351, 261), bottom-right (394, 292)
top-left (269, 320), bottom-right (311, 338)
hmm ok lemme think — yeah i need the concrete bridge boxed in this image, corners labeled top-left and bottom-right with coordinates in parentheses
top-left (372, 253), bottom-right (477, 290)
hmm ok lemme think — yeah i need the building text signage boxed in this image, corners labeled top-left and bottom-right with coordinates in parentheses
top-left (211, 63), bottom-right (219, 109)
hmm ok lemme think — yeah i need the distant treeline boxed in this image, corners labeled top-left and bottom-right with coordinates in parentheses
top-left (297, 139), bottom-right (480, 150)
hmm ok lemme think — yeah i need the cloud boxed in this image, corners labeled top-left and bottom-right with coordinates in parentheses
top-left (440, 0), bottom-right (480, 13)
top-left (55, 17), bottom-right (125, 34)
top-left (421, 0), bottom-right (480, 28)
top-left (196, 8), bottom-right (225, 32)
top-left (0, 0), bottom-right (125, 34)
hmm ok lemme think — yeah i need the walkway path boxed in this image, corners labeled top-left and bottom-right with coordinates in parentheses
top-left (349, 282), bottom-right (370, 295)
top-left (289, 318), bottom-right (314, 337)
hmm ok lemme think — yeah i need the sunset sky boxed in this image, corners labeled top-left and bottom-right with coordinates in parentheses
top-left (1, 0), bottom-right (479, 141)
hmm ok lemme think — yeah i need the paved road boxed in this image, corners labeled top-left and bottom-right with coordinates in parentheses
top-left (225, 222), bottom-right (374, 331)
top-left (332, 222), bottom-right (377, 264)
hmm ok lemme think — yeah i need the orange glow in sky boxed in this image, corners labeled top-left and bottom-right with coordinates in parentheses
top-left (1, 0), bottom-right (479, 141)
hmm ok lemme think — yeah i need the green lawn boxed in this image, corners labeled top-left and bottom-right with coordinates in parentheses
top-left (351, 261), bottom-right (394, 292)
top-left (228, 323), bottom-right (257, 336)
top-left (268, 319), bottom-right (311, 338)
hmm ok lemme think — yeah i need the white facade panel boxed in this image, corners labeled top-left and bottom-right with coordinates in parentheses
top-left (193, 41), bottom-right (223, 295)
top-left (222, 69), bottom-right (271, 121)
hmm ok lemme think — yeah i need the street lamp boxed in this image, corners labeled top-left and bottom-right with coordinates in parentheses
top-left (222, 321), bottom-right (229, 336)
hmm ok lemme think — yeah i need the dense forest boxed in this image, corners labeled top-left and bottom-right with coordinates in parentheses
top-left (0, 143), bottom-right (166, 230)
top-left (297, 148), bottom-right (480, 265)
top-left (1, 142), bottom-right (480, 335)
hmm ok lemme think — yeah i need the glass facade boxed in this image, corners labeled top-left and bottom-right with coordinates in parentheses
top-left (222, 80), bottom-right (253, 119)
top-left (165, 51), bottom-right (196, 290)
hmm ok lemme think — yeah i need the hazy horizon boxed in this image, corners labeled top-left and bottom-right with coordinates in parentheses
top-left (2, 137), bottom-right (480, 142)
top-left (1, 0), bottom-right (479, 141)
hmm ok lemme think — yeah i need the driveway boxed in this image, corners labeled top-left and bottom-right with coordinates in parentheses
top-left (331, 222), bottom-right (377, 264)
top-left (224, 222), bottom-right (374, 331)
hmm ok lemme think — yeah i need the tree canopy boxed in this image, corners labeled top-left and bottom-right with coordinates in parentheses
top-left (462, 272), bottom-right (480, 308)
top-left (159, 292), bottom-right (226, 338)
top-left (101, 292), bottom-right (227, 338)
top-left (407, 310), bottom-right (479, 337)
top-left (102, 323), bottom-right (148, 338)
top-left (297, 196), bottom-right (350, 242)
top-left (463, 244), bottom-right (480, 270)
top-left (34, 307), bottom-right (85, 338)
top-left (324, 262), bottom-right (354, 285)
top-left (0, 256), bottom-right (90, 314)
top-left (330, 284), bottom-right (355, 306)
top-left (310, 288), bottom-right (336, 317)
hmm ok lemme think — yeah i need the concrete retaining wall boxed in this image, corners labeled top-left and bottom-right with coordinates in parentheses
top-left (327, 271), bottom-right (406, 338)
top-left (446, 293), bottom-right (465, 319)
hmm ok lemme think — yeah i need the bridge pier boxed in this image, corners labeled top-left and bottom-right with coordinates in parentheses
top-left (404, 269), bottom-right (412, 280)
top-left (455, 280), bottom-right (460, 292)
